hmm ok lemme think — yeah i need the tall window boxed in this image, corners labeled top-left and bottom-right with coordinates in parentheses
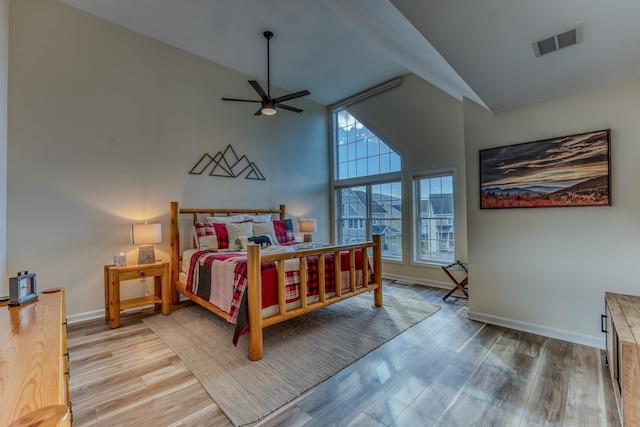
top-left (333, 108), bottom-right (402, 260)
top-left (414, 173), bottom-right (455, 264)
top-left (334, 109), bottom-right (401, 180)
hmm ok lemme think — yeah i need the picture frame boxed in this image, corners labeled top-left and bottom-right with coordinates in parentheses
top-left (479, 129), bottom-right (611, 209)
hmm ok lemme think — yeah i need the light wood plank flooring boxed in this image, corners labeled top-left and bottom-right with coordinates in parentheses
top-left (67, 282), bottom-right (620, 426)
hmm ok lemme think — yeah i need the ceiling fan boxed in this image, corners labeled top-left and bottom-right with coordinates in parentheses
top-left (222, 31), bottom-right (310, 116)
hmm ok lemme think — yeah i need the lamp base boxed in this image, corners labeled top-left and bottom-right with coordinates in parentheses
top-left (138, 246), bottom-right (156, 264)
top-left (303, 234), bottom-right (312, 243)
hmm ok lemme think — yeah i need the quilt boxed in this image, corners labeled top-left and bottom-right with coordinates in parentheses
top-left (184, 245), bottom-right (368, 344)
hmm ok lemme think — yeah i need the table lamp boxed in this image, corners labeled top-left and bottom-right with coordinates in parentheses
top-left (131, 222), bottom-right (162, 264)
top-left (299, 218), bottom-right (316, 242)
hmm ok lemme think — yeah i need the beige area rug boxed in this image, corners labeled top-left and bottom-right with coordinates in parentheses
top-left (143, 294), bottom-right (440, 426)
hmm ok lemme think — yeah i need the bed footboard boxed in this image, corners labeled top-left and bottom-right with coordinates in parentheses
top-left (245, 234), bottom-right (383, 360)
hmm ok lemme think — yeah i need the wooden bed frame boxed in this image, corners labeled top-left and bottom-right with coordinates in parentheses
top-left (169, 201), bottom-right (383, 360)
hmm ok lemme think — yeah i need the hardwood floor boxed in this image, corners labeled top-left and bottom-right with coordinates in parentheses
top-left (67, 282), bottom-right (621, 426)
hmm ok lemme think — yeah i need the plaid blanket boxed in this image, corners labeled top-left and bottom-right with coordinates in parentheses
top-left (184, 246), bottom-right (369, 345)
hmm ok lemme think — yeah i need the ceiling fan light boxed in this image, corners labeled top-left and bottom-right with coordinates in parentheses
top-left (261, 100), bottom-right (276, 115)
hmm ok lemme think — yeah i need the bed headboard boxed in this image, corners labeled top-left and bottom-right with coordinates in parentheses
top-left (169, 201), bottom-right (286, 302)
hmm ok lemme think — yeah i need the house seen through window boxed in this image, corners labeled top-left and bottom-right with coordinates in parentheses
top-left (414, 173), bottom-right (455, 264)
top-left (333, 108), bottom-right (402, 260)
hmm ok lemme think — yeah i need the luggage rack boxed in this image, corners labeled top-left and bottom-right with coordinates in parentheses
top-left (441, 260), bottom-right (468, 301)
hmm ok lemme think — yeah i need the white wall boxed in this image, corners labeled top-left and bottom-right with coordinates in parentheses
top-left (347, 75), bottom-right (467, 286)
top-left (0, 0), bottom-right (8, 295)
top-left (8, 0), bottom-right (328, 317)
top-left (464, 79), bottom-right (640, 348)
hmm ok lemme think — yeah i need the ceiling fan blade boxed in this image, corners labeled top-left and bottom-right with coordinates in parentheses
top-left (273, 90), bottom-right (310, 103)
top-left (277, 103), bottom-right (303, 113)
top-left (254, 107), bottom-right (263, 116)
top-left (248, 80), bottom-right (269, 101)
top-left (221, 97), bottom-right (261, 103)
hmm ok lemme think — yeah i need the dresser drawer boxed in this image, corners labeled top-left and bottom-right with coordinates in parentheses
top-left (0, 288), bottom-right (70, 426)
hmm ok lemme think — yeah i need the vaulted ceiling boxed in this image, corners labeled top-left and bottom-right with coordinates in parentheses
top-left (58, 0), bottom-right (640, 113)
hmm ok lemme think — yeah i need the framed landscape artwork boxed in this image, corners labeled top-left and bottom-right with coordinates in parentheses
top-left (480, 129), bottom-right (610, 209)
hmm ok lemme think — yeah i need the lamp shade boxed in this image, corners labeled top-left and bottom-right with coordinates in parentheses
top-left (299, 218), bottom-right (317, 233)
top-left (131, 223), bottom-right (162, 245)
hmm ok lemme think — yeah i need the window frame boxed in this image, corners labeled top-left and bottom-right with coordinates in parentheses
top-left (412, 168), bottom-right (457, 266)
top-left (334, 178), bottom-right (403, 260)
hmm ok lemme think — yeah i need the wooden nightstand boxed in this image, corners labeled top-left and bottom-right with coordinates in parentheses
top-left (104, 261), bottom-right (170, 328)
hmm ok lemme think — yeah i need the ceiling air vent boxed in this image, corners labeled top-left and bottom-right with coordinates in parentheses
top-left (533, 24), bottom-right (583, 57)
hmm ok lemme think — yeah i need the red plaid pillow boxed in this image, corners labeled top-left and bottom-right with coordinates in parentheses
top-left (212, 223), bottom-right (229, 249)
top-left (273, 219), bottom-right (296, 244)
top-left (193, 221), bottom-right (230, 249)
top-left (193, 221), bottom-right (217, 249)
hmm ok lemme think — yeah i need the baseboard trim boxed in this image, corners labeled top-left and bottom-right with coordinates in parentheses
top-left (383, 273), bottom-right (451, 290)
top-left (68, 309), bottom-right (104, 324)
top-left (67, 295), bottom-right (191, 325)
top-left (467, 310), bottom-right (605, 350)
top-left (68, 305), bottom-right (163, 324)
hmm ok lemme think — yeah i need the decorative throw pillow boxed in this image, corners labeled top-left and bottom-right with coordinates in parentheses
top-left (226, 222), bottom-right (254, 251)
top-left (193, 222), bottom-right (218, 250)
top-left (212, 223), bottom-right (229, 249)
top-left (252, 222), bottom-right (280, 246)
top-left (198, 235), bottom-right (219, 250)
top-left (273, 219), bottom-right (296, 244)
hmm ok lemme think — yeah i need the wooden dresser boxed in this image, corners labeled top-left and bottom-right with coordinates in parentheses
top-left (604, 292), bottom-right (640, 427)
top-left (0, 288), bottom-right (70, 427)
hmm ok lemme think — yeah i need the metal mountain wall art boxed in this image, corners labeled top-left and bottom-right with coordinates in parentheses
top-left (189, 145), bottom-right (265, 180)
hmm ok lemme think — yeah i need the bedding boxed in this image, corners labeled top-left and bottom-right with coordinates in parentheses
top-left (207, 214), bottom-right (246, 223)
top-left (194, 219), bottom-right (293, 250)
top-left (183, 244), bottom-right (369, 344)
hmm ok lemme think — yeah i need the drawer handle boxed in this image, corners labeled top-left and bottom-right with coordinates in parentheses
top-left (140, 272), bottom-right (146, 276)
top-left (601, 314), bottom-right (607, 333)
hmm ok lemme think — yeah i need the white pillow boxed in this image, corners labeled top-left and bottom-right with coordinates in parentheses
top-left (198, 235), bottom-right (219, 250)
top-left (252, 222), bottom-right (279, 246)
top-left (245, 213), bottom-right (273, 222)
top-left (226, 222), bottom-right (253, 251)
top-left (191, 225), bottom-right (200, 249)
top-left (207, 214), bottom-right (245, 224)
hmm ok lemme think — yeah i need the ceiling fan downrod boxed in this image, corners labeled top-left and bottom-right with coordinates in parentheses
top-left (264, 31), bottom-right (273, 98)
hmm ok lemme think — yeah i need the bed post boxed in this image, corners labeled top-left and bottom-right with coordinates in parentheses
top-left (247, 243), bottom-right (263, 360)
top-left (170, 201), bottom-right (180, 304)
top-left (373, 234), bottom-right (383, 307)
